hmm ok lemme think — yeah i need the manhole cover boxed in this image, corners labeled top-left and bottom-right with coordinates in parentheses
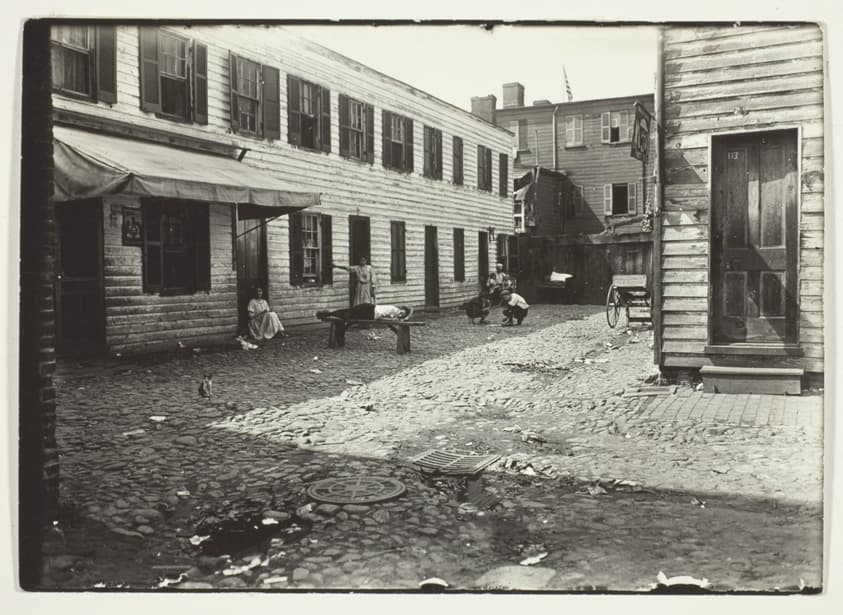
top-left (307, 476), bottom-right (406, 504)
top-left (409, 450), bottom-right (501, 475)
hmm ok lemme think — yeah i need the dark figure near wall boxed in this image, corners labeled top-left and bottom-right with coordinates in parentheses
top-left (460, 295), bottom-right (491, 324)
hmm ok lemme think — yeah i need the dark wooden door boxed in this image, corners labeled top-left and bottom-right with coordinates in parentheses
top-left (478, 231), bottom-right (489, 289)
top-left (348, 215), bottom-right (371, 304)
top-left (236, 215), bottom-right (268, 331)
top-left (711, 130), bottom-right (798, 344)
top-left (55, 200), bottom-right (104, 356)
top-left (425, 225), bottom-right (440, 309)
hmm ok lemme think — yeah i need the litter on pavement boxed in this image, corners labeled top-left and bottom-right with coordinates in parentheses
top-left (520, 552), bottom-right (548, 566)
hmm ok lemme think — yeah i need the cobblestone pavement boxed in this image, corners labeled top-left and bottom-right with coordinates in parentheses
top-left (42, 305), bottom-right (823, 592)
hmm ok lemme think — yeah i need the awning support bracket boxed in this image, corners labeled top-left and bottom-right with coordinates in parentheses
top-left (235, 214), bottom-right (283, 238)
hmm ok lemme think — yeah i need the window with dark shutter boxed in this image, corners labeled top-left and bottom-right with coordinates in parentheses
top-left (390, 221), bottom-right (407, 282)
top-left (192, 42), bottom-right (208, 124)
top-left (141, 199), bottom-right (210, 295)
top-left (136, 27), bottom-right (208, 124)
top-left (452, 136), bottom-right (463, 185)
top-left (320, 215), bottom-right (333, 284)
top-left (287, 75), bottom-right (330, 151)
top-left (230, 53), bottom-right (261, 135)
top-left (453, 228), bottom-right (465, 282)
top-left (95, 26), bottom-right (117, 103)
top-left (423, 126), bottom-right (442, 180)
top-left (289, 212), bottom-right (304, 286)
top-left (52, 25), bottom-right (117, 103)
top-left (477, 145), bottom-right (492, 192)
top-left (262, 65), bottom-right (280, 140)
top-left (383, 110), bottom-right (413, 173)
top-left (339, 94), bottom-right (373, 163)
top-left (499, 153), bottom-right (508, 197)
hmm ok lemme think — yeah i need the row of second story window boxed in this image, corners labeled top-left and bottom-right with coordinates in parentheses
top-left (51, 26), bottom-right (510, 197)
top-left (554, 181), bottom-right (641, 219)
top-left (509, 110), bottom-right (637, 150)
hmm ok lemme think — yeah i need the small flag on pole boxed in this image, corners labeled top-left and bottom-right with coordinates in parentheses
top-left (563, 66), bottom-right (573, 102)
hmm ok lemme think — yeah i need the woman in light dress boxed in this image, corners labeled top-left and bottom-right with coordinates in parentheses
top-left (247, 287), bottom-right (286, 340)
top-left (333, 256), bottom-right (377, 306)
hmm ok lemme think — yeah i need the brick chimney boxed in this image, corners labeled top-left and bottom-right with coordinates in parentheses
top-left (502, 82), bottom-right (525, 108)
top-left (471, 95), bottom-right (497, 124)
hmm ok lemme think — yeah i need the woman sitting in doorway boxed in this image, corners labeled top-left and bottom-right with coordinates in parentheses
top-left (247, 287), bottom-right (287, 340)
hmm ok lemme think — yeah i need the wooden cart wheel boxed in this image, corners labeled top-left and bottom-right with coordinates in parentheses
top-left (606, 285), bottom-right (622, 328)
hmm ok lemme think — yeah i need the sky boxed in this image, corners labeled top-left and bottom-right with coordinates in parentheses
top-left (292, 24), bottom-right (658, 111)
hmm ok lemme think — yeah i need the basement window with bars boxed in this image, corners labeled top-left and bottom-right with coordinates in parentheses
top-left (601, 110), bottom-right (633, 144)
top-left (51, 25), bottom-right (117, 102)
top-left (603, 182), bottom-right (639, 216)
top-left (138, 27), bottom-right (208, 124)
top-left (288, 75), bottom-right (330, 151)
top-left (141, 199), bottom-right (210, 295)
top-left (289, 212), bottom-right (333, 286)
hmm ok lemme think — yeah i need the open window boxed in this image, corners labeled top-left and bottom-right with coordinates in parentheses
top-left (601, 110), bottom-right (632, 144)
top-left (603, 182), bottom-right (639, 216)
top-left (288, 75), bottom-right (330, 150)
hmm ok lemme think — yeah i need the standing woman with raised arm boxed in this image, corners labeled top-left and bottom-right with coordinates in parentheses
top-left (333, 256), bottom-right (377, 306)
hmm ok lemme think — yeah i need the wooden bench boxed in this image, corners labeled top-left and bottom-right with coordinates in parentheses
top-left (322, 317), bottom-right (426, 354)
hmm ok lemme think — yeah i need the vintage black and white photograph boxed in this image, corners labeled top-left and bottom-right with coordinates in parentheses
top-left (11, 1), bottom-right (838, 604)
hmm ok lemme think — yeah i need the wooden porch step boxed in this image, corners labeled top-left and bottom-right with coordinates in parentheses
top-left (699, 365), bottom-right (804, 395)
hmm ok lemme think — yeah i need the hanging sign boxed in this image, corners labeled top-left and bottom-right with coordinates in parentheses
top-left (630, 101), bottom-right (652, 163)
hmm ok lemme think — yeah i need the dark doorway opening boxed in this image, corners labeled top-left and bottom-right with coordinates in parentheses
top-left (348, 215), bottom-right (371, 305)
top-left (236, 211), bottom-right (268, 333)
top-left (425, 225), bottom-right (440, 310)
top-left (54, 199), bottom-right (105, 356)
top-left (478, 230), bottom-right (489, 290)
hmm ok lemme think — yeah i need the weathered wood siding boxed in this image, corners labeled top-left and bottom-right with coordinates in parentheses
top-left (496, 95), bottom-right (656, 236)
top-left (661, 24), bottom-right (824, 373)
top-left (100, 196), bottom-right (237, 354)
top-left (53, 25), bottom-right (513, 348)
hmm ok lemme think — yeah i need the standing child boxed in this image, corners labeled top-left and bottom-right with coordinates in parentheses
top-left (500, 289), bottom-right (530, 326)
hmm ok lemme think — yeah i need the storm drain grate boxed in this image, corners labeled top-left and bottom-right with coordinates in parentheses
top-left (409, 449), bottom-right (501, 475)
top-left (307, 476), bottom-right (406, 504)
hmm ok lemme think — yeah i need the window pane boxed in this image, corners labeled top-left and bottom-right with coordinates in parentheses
top-left (237, 57), bottom-right (260, 98)
top-left (52, 45), bottom-right (90, 94)
top-left (300, 82), bottom-right (314, 116)
top-left (159, 32), bottom-right (187, 78)
top-left (161, 75), bottom-right (189, 118)
top-left (53, 26), bottom-right (89, 49)
top-left (239, 97), bottom-right (259, 133)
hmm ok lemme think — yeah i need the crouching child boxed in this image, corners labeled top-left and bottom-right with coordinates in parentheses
top-left (460, 295), bottom-right (492, 324)
top-left (500, 289), bottom-right (530, 326)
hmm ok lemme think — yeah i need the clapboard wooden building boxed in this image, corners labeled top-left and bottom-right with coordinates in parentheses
top-left (656, 24), bottom-right (825, 392)
top-left (48, 23), bottom-right (513, 356)
top-left (472, 85), bottom-right (656, 303)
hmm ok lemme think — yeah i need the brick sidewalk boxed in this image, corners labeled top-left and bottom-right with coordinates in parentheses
top-left (640, 390), bottom-right (824, 430)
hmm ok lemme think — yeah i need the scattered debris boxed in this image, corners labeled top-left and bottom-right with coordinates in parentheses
top-left (149, 415), bottom-right (167, 422)
top-left (345, 378), bottom-right (364, 386)
top-left (262, 576), bottom-right (288, 585)
top-left (222, 557), bottom-right (262, 576)
top-left (312, 356), bottom-right (319, 361)
top-left (309, 368), bottom-right (323, 374)
top-left (520, 430), bottom-right (546, 444)
top-left (93, 582), bottom-right (106, 588)
top-left (502, 425), bottom-right (522, 433)
top-left (236, 336), bottom-right (258, 350)
top-left (419, 577), bottom-right (449, 590)
top-left (656, 570), bottom-right (710, 589)
top-left (362, 403), bottom-right (376, 412)
top-left (176, 489), bottom-right (191, 497)
top-left (189, 535), bottom-right (210, 546)
top-left (366, 333), bottom-right (382, 341)
top-left (586, 484), bottom-right (608, 496)
top-left (177, 341), bottom-right (186, 350)
top-left (122, 429), bottom-right (146, 437)
top-left (690, 497), bottom-right (706, 508)
top-left (711, 466), bottom-right (730, 475)
top-left (520, 552), bottom-right (548, 566)
top-left (695, 382), bottom-right (705, 391)
top-left (157, 573), bottom-right (187, 588)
